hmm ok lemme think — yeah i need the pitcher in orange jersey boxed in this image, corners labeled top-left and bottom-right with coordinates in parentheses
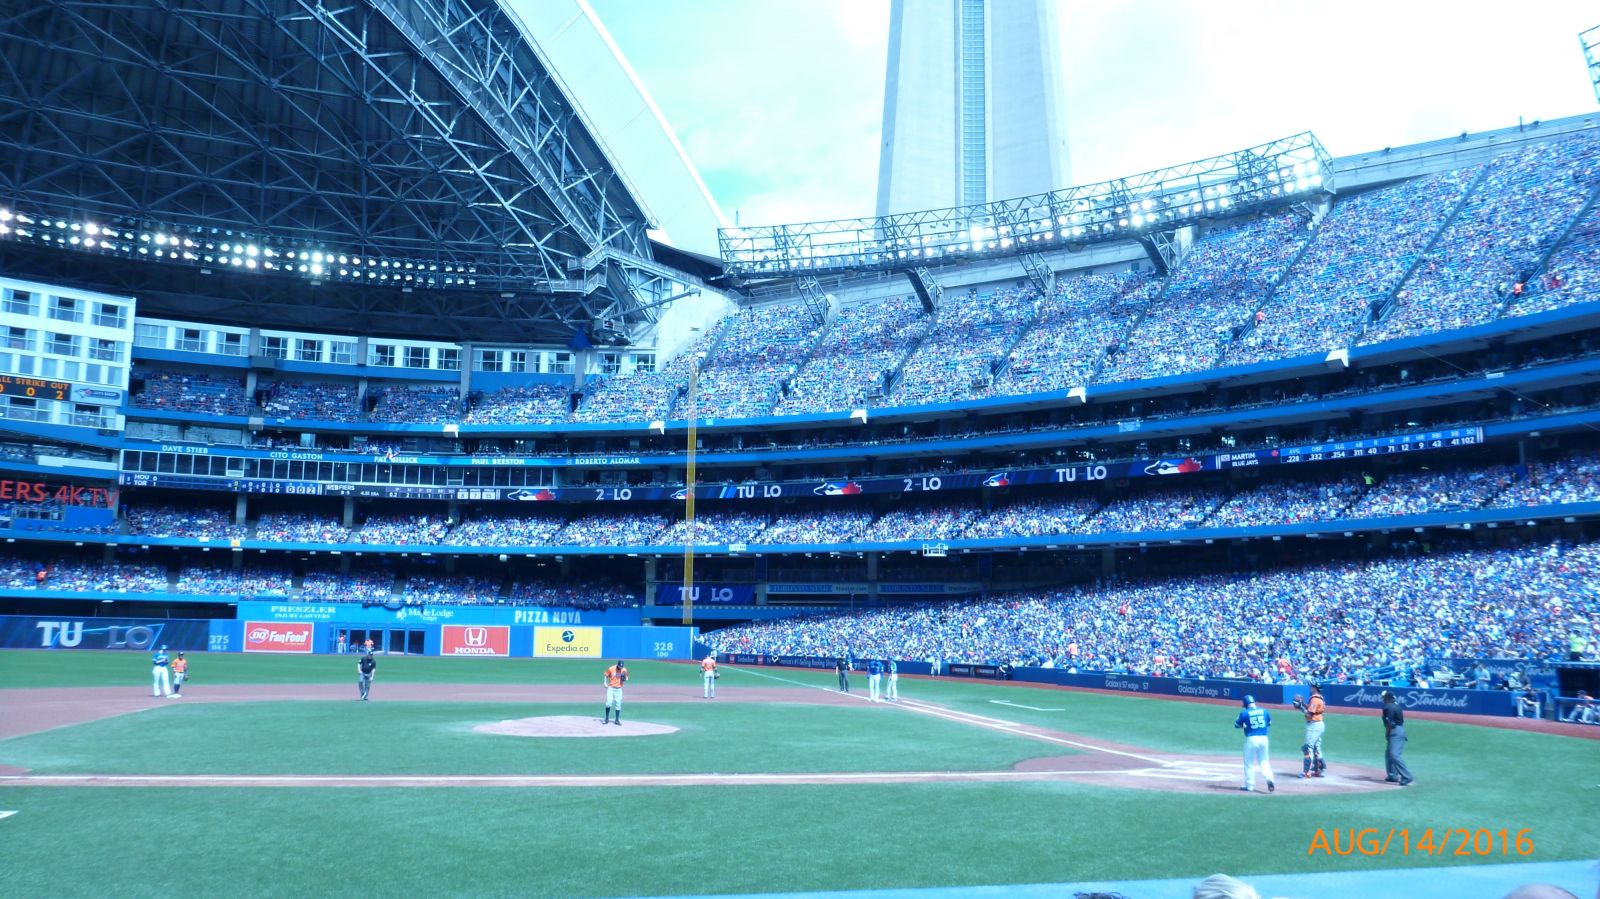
top-left (602, 660), bottom-right (628, 726)
top-left (700, 652), bottom-right (719, 699)
top-left (1295, 683), bottom-right (1327, 778)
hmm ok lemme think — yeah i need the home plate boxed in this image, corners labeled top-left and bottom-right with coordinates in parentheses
top-left (473, 716), bottom-right (678, 738)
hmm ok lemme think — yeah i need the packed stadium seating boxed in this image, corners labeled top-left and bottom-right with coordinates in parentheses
top-left (674, 304), bottom-right (819, 419)
top-left (369, 385), bottom-right (462, 423)
top-left (1097, 214), bottom-right (1310, 383)
top-left (1226, 170), bottom-right (1478, 365)
top-left (352, 514), bottom-right (451, 546)
top-left (126, 504), bottom-right (246, 541)
top-left (1367, 134), bottom-right (1600, 342)
top-left (254, 512), bottom-right (352, 544)
top-left (890, 287), bottom-right (1039, 406)
top-left (995, 271), bottom-right (1159, 395)
top-left (707, 540), bottom-right (1600, 680)
top-left (654, 510), bottom-right (771, 545)
top-left (443, 510), bottom-right (566, 547)
top-left (259, 380), bottom-right (361, 422)
top-left (572, 329), bottom-right (720, 423)
top-left (131, 369), bottom-right (251, 416)
top-left (176, 563), bottom-right (293, 596)
top-left (464, 384), bottom-right (572, 425)
top-left (776, 296), bottom-right (930, 415)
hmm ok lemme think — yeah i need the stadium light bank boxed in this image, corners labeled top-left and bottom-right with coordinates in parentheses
top-left (717, 132), bottom-right (1333, 280)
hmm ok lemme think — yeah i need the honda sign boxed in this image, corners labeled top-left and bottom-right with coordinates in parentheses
top-left (441, 624), bottom-right (509, 657)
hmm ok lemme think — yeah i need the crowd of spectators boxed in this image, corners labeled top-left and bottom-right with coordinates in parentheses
top-left (1098, 214), bottom-right (1311, 384)
top-left (1509, 198), bottom-right (1600, 318)
top-left (1227, 170), bottom-right (1477, 366)
top-left (892, 287), bottom-right (1040, 406)
top-left (368, 385), bottom-right (463, 424)
top-left (861, 502), bottom-right (983, 542)
top-left (776, 297), bottom-right (930, 415)
top-left (654, 510), bottom-right (771, 545)
top-left (1368, 134), bottom-right (1600, 343)
top-left (553, 512), bottom-right (669, 546)
top-left (352, 514), bottom-right (451, 546)
top-left (506, 577), bottom-right (637, 608)
top-left (126, 504), bottom-right (246, 541)
top-left (299, 567), bottom-right (395, 602)
top-left (751, 508), bottom-right (875, 545)
top-left (677, 304), bottom-right (820, 419)
top-left (995, 272), bottom-right (1158, 396)
top-left (253, 512), bottom-right (352, 544)
top-left (1488, 451), bottom-right (1600, 508)
top-left (443, 511), bottom-right (565, 547)
top-left (1077, 487), bottom-right (1227, 534)
top-left (17, 559), bottom-right (169, 592)
top-left (708, 540), bottom-right (1600, 682)
top-left (573, 330), bottom-right (721, 423)
top-left (259, 380), bottom-right (361, 422)
top-left (176, 564), bottom-right (293, 596)
top-left (1343, 465), bottom-right (1516, 519)
top-left (464, 384), bottom-right (572, 425)
top-left (964, 495), bottom-right (1100, 539)
top-left (1205, 479), bottom-right (1364, 528)
top-left (398, 573), bottom-right (502, 604)
top-left (131, 370), bottom-right (251, 416)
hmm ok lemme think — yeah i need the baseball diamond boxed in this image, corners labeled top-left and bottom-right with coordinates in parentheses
top-left (2, 652), bottom-right (1598, 899)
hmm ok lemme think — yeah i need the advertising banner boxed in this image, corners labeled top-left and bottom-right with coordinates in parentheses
top-left (653, 584), bottom-right (755, 605)
top-left (242, 620), bottom-right (314, 653)
top-left (122, 426), bottom-right (1484, 502)
top-left (440, 625), bottom-right (510, 657)
top-left (233, 601), bottom-right (640, 627)
top-left (533, 626), bottom-right (602, 658)
top-left (0, 615), bottom-right (211, 651)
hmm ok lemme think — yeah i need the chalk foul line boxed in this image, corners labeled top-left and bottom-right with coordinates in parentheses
top-left (726, 666), bottom-right (1171, 767)
top-left (989, 699), bottom-right (1065, 712)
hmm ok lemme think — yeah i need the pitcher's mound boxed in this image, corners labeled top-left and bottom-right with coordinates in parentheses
top-left (474, 716), bottom-right (679, 738)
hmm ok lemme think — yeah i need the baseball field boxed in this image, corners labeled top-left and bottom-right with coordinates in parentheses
top-left (0, 651), bottom-right (1595, 898)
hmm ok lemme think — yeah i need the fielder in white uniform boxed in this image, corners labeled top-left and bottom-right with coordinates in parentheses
top-left (151, 645), bottom-right (172, 697)
top-left (885, 659), bottom-right (899, 702)
top-left (1233, 695), bottom-right (1275, 793)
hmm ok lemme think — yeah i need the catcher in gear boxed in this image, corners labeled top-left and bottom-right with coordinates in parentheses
top-left (1292, 684), bottom-right (1327, 778)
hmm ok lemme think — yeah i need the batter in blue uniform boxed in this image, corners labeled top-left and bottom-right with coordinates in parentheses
top-left (1233, 695), bottom-right (1275, 793)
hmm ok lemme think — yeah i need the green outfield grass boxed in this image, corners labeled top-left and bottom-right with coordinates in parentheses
top-left (1, 650), bottom-right (1596, 898)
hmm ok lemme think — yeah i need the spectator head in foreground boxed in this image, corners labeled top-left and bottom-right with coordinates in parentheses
top-left (1193, 874), bottom-right (1262, 899)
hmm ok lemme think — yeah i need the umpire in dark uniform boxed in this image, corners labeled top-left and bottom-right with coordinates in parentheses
top-left (835, 657), bottom-right (850, 693)
top-left (358, 652), bottom-right (377, 701)
top-left (1381, 690), bottom-right (1413, 786)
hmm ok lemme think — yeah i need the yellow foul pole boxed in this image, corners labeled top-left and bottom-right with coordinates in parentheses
top-left (682, 358), bottom-right (699, 625)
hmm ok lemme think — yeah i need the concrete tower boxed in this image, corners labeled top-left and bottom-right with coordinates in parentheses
top-left (875, 0), bottom-right (1070, 218)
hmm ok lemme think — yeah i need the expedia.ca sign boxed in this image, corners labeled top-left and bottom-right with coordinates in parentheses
top-left (532, 626), bottom-right (600, 658)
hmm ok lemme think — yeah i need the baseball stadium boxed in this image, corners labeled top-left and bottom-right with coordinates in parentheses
top-left (0, 2), bottom-right (1598, 897)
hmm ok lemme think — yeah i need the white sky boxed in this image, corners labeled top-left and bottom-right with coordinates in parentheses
top-left (590, 0), bottom-right (1600, 227)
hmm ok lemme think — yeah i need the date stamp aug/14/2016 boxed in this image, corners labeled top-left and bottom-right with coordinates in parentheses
top-left (1308, 828), bottom-right (1534, 857)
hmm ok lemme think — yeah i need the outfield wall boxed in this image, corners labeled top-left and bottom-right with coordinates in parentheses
top-left (0, 615), bottom-right (694, 660)
top-left (724, 653), bottom-right (1524, 717)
